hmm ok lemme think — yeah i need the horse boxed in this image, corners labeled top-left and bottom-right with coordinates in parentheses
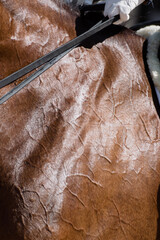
top-left (0, 0), bottom-right (160, 239)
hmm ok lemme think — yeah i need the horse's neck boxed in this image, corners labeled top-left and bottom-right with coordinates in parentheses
top-left (0, 0), bottom-right (77, 78)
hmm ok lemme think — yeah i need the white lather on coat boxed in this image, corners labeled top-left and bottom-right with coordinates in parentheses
top-left (63, 0), bottom-right (160, 104)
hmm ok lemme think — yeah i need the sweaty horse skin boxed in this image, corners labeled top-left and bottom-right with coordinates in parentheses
top-left (0, 0), bottom-right (160, 240)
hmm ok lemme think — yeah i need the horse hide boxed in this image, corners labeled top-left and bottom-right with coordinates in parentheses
top-left (0, 0), bottom-right (160, 240)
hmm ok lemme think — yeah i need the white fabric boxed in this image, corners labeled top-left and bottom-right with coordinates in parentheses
top-left (136, 25), bottom-right (160, 105)
top-left (104, 0), bottom-right (145, 24)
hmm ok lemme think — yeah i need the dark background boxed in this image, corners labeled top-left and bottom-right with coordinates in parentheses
top-left (125, 0), bottom-right (160, 27)
top-left (79, 0), bottom-right (160, 29)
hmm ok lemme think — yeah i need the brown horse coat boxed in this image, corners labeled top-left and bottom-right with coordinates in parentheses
top-left (0, 0), bottom-right (160, 239)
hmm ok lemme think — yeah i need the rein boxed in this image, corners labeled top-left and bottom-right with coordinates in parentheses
top-left (0, 14), bottom-right (119, 104)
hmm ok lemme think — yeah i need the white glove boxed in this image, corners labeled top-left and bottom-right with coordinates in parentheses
top-left (104, 0), bottom-right (145, 24)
